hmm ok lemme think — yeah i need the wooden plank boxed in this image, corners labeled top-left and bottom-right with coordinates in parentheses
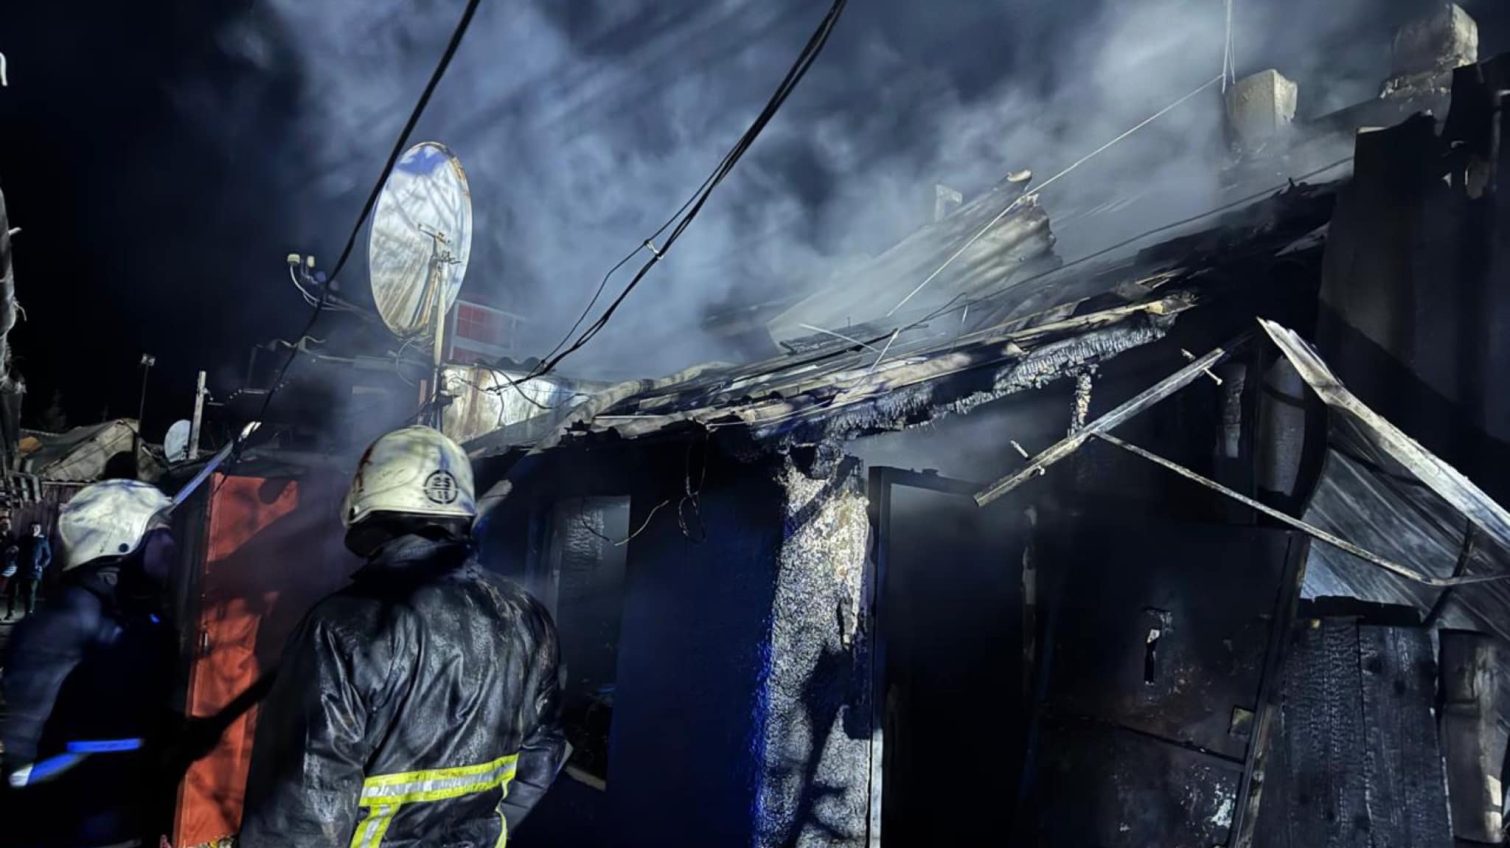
top-left (1438, 630), bottom-right (1506, 844)
top-left (1256, 618), bottom-right (1370, 848)
top-left (974, 333), bottom-right (1251, 506)
top-left (1231, 534), bottom-right (1310, 847)
top-left (1358, 626), bottom-right (1453, 847)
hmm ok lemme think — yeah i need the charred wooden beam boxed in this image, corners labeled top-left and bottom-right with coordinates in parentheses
top-left (973, 333), bottom-right (1251, 506)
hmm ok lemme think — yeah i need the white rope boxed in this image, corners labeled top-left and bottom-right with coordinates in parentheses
top-left (867, 328), bottom-right (900, 373)
top-left (885, 74), bottom-right (1224, 318)
top-left (1222, 0), bottom-right (1236, 90)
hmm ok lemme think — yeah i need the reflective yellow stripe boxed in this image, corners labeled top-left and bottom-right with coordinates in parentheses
top-left (362, 754), bottom-right (518, 790)
top-left (349, 754), bottom-right (519, 848)
top-left (350, 803), bottom-right (398, 848)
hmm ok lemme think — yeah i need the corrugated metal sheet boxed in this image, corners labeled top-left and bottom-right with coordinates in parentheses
top-left (1263, 319), bottom-right (1510, 650)
top-left (767, 181), bottom-right (1055, 345)
top-left (462, 181), bottom-right (1338, 485)
top-left (1265, 319), bottom-right (1510, 554)
top-left (20, 419), bottom-right (140, 482)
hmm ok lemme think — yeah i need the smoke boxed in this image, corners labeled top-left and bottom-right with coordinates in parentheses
top-left (187, 0), bottom-right (1423, 383)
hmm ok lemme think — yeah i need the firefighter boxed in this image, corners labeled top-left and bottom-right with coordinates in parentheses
top-left (240, 425), bottom-right (566, 847)
top-left (0, 480), bottom-right (180, 848)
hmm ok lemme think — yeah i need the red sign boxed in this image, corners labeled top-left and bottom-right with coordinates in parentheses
top-left (449, 299), bottom-right (522, 365)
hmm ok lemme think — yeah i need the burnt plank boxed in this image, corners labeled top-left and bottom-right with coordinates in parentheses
top-left (1258, 618), bottom-right (1370, 848)
top-left (1358, 625), bottom-right (1453, 847)
top-left (1438, 630), bottom-right (1506, 843)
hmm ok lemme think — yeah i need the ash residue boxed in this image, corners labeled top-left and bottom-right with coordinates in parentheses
top-left (755, 458), bottom-right (871, 847)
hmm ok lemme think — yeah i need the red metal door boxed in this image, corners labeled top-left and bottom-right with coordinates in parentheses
top-left (172, 471), bottom-right (358, 847)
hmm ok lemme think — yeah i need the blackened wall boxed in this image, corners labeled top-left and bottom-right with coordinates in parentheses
top-left (607, 444), bottom-right (787, 847)
top-left (477, 442), bottom-right (790, 848)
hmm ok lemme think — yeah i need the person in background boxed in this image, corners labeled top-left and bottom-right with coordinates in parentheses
top-left (0, 515), bottom-right (19, 599)
top-left (240, 425), bottom-right (567, 847)
top-left (0, 481), bottom-right (180, 847)
top-left (6, 522), bottom-right (51, 619)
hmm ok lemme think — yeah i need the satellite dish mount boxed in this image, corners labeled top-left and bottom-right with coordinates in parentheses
top-left (367, 142), bottom-right (474, 429)
top-left (417, 224), bottom-right (461, 423)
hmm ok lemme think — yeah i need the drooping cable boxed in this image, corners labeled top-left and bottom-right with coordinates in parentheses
top-left (518, 0), bottom-right (849, 384)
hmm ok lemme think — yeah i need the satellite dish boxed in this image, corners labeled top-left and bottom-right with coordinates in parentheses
top-left (164, 419), bottom-right (192, 463)
top-left (367, 141), bottom-right (474, 338)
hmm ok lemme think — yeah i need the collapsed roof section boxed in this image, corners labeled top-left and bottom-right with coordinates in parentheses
top-left (765, 172), bottom-right (1055, 347)
top-left (18, 419), bottom-right (162, 483)
top-left (467, 178), bottom-right (1336, 460)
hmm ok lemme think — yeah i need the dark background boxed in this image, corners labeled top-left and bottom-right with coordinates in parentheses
top-left (0, 0), bottom-right (1504, 440)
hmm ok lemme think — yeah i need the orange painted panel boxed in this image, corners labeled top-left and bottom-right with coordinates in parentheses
top-left (173, 472), bottom-right (359, 847)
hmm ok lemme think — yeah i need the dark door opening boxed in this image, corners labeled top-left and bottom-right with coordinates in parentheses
top-left (540, 496), bottom-right (631, 787)
top-left (869, 468), bottom-right (1028, 846)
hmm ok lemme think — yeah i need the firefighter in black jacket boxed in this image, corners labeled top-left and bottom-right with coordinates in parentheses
top-left (240, 425), bottom-right (566, 847)
top-left (0, 480), bottom-right (179, 847)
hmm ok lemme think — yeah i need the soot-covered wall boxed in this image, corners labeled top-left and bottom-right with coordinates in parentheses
top-left (478, 441), bottom-right (873, 848)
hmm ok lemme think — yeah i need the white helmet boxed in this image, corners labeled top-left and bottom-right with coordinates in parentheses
top-left (343, 425), bottom-right (476, 528)
top-left (58, 479), bottom-right (172, 571)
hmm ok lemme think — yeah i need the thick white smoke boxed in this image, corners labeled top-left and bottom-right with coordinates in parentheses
top-left (194, 0), bottom-right (1408, 381)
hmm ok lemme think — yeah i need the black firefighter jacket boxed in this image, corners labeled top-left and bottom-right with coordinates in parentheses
top-left (240, 535), bottom-right (567, 848)
top-left (0, 564), bottom-right (178, 848)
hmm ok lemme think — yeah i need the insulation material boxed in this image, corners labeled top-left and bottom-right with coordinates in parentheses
top-left (756, 459), bottom-right (870, 848)
top-left (440, 364), bottom-right (584, 445)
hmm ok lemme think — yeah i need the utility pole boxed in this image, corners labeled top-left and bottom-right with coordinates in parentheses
top-left (189, 370), bottom-right (207, 460)
top-left (137, 353), bottom-right (156, 428)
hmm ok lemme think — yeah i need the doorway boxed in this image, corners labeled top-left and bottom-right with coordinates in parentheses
top-left (868, 468), bottom-right (1028, 846)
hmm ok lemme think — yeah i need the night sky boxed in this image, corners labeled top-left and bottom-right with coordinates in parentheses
top-left (0, 0), bottom-right (1504, 441)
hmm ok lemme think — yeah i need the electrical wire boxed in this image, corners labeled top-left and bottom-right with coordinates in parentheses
top-left (287, 266), bottom-right (372, 318)
top-left (242, 0), bottom-right (483, 445)
top-left (517, 0), bottom-right (849, 385)
top-left (575, 434), bottom-right (708, 546)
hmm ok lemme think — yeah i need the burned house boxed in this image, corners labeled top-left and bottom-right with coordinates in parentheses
top-left (153, 6), bottom-right (1510, 847)
top-left (451, 14), bottom-right (1510, 847)
top-left (457, 166), bottom-right (1334, 845)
